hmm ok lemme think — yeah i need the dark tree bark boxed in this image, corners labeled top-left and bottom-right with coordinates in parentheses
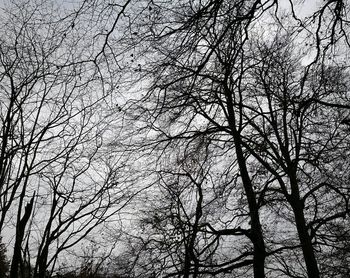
top-left (10, 194), bottom-right (34, 278)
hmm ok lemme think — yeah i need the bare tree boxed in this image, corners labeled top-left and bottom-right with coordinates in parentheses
top-left (114, 1), bottom-right (350, 277)
top-left (0, 0), bottom-right (134, 277)
top-left (2, 0), bottom-right (350, 277)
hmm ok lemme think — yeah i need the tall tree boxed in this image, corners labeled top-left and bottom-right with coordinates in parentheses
top-left (117, 0), bottom-right (350, 277)
top-left (0, 0), bottom-right (134, 277)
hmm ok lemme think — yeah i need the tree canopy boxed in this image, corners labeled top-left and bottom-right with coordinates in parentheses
top-left (0, 0), bottom-right (349, 277)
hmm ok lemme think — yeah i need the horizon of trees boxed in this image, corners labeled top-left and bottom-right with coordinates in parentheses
top-left (0, 0), bottom-right (350, 277)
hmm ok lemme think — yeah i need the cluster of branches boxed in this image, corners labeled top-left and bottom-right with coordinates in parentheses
top-left (1, 0), bottom-right (350, 278)
top-left (0, 0), bottom-right (137, 277)
top-left (113, 0), bottom-right (350, 278)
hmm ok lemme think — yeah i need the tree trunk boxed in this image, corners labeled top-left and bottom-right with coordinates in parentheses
top-left (37, 244), bottom-right (49, 278)
top-left (225, 84), bottom-right (266, 277)
top-left (10, 196), bottom-right (34, 278)
top-left (291, 199), bottom-right (320, 278)
top-left (234, 134), bottom-right (266, 278)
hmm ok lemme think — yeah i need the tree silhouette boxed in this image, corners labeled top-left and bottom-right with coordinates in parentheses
top-left (0, 237), bottom-right (9, 277)
top-left (117, 1), bottom-right (350, 277)
top-left (1, 0), bottom-right (350, 277)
